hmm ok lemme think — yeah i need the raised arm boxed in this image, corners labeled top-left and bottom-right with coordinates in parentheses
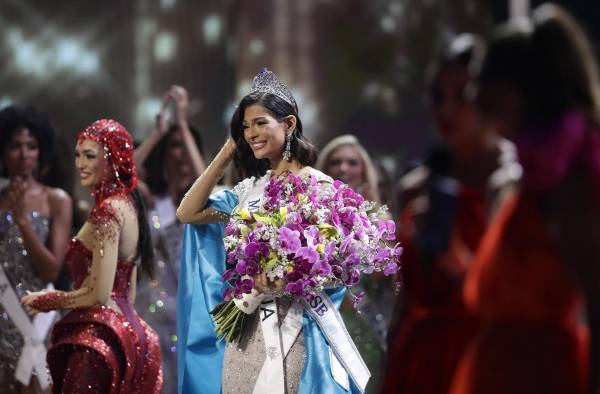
top-left (134, 98), bottom-right (170, 167)
top-left (171, 85), bottom-right (206, 177)
top-left (22, 199), bottom-right (126, 312)
top-left (176, 138), bottom-right (236, 224)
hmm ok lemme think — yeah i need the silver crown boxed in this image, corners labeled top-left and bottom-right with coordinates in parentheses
top-left (249, 68), bottom-right (297, 110)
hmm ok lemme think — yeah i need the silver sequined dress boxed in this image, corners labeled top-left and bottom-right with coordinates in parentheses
top-left (0, 211), bottom-right (50, 393)
top-left (135, 195), bottom-right (181, 394)
top-left (221, 175), bottom-right (308, 394)
top-left (222, 296), bottom-right (305, 394)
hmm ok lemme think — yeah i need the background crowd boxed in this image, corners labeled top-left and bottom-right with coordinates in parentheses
top-left (1, 1), bottom-right (600, 393)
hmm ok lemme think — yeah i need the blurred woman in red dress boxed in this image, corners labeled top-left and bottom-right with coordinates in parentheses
top-left (382, 34), bottom-right (519, 394)
top-left (450, 4), bottom-right (600, 394)
top-left (22, 119), bottom-right (162, 394)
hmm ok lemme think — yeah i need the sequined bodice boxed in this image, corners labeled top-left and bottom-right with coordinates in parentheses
top-left (65, 238), bottom-right (134, 300)
top-left (0, 211), bottom-right (50, 392)
top-left (0, 211), bottom-right (49, 296)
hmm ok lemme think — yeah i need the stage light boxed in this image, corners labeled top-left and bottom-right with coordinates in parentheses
top-left (160, 0), bottom-right (176, 10)
top-left (202, 14), bottom-right (222, 45)
top-left (154, 31), bottom-right (177, 62)
top-left (380, 16), bottom-right (396, 33)
top-left (55, 39), bottom-right (80, 68)
top-left (249, 38), bottom-right (265, 55)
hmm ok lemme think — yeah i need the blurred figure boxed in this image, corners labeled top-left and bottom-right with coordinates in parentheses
top-left (317, 134), bottom-right (389, 393)
top-left (374, 159), bottom-right (397, 217)
top-left (450, 5), bottom-right (600, 394)
top-left (382, 34), bottom-right (519, 394)
top-left (316, 134), bottom-right (381, 204)
top-left (133, 85), bottom-right (206, 393)
top-left (0, 105), bottom-right (72, 393)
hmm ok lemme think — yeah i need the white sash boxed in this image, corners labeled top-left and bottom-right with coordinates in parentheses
top-left (303, 292), bottom-right (370, 392)
top-left (253, 298), bottom-right (304, 394)
top-left (0, 265), bottom-right (56, 390)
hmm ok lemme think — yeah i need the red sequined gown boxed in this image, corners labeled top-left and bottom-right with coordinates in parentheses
top-left (46, 238), bottom-right (162, 394)
top-left (382, 187), bottom-right (483, 394)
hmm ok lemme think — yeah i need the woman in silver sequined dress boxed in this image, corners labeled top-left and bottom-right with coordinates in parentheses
top-left (133, 85), bottom-right (206, 393)
top-left (0, 106), bottom-right (72, 393)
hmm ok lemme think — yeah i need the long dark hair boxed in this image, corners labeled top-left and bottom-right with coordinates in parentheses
top-left (143, 124), bottom-right (204, 196)
top-left (229, 92), bottom-right (318, 178)
top-left (131, 187), bottom-right (154, 279)
top-left (0, 105), bottom-right (55, 177)
top-left (479, 4), bottom-right (600, 125)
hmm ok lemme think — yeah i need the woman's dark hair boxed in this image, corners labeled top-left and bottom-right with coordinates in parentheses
top-left (230, 92), bottom-right (318, 178)
top-left (131, 187), bottom-right (155, 279)
top-left (479, 4), bottom-right (600, 124)
top-left (144, 124), bottom-right (204, 195)
top-left (41, 133), bottom-right (75, 195)
top-left (427, 33), bottom-right (484, 104)
top-left (0, 105), bottom-right (56, 177)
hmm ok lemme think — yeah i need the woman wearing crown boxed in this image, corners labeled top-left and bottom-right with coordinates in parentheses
top-left (176, 69), bottom-right (374, 394)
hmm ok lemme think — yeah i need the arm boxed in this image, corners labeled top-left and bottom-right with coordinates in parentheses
top-left (171, 85), bottom-right (206, 177)
top-left (9, 182), bottom-right (73, 282)
top-left (134, 110), bottom-right (169, 168)
top-left (176, 138), bottom-right (236, 224)
top-left (23, 199), bottom-right (124, 311)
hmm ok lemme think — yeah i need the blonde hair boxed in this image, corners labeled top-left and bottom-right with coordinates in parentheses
top-left (316, 134), bottom-right (381, 204)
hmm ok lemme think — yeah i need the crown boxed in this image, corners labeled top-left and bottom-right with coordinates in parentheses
top-left (249, 68), bottom-right (297, 111)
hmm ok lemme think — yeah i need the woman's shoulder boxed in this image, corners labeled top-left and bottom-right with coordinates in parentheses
top-left (91, 196), bottom-right (134, 224)
top-left (232, 176), bottom-right (258, 197)
top-left (300, 167), bottom-right (333, 184)
top-left (46, 186), bottom-right (72, 207)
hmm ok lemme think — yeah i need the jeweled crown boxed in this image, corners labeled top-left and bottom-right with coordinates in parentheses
top-left (249, 68), bottom-right (297, 111)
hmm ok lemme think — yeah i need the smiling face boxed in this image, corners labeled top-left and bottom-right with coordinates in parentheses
top-left (242, 104), bottom-right (291, 162)
top-left (2, 127), bottom-right (40, 179)
top-left (75, 139), bottom-right (105, 188)
top-left (325, 144), bottom-right (365, 189)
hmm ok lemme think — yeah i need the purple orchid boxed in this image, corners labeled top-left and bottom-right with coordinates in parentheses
top-left (278, 227), bottom-right (301, 253)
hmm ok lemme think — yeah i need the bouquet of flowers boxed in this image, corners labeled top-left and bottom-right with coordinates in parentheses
top-left (211, 172), bottom-right (402, 342)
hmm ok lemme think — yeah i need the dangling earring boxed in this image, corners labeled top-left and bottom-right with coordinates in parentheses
top-left (283, 131), bottom-right (293, 161)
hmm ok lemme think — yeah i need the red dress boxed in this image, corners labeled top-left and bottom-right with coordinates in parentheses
top-left (382, 187), bottom-right (484, 394)
top-left (450, 112), bottom-right (599, 394)
top-left (449, 193), bottom-right (589, 394)
top-left (47, 239), bottom-right (163, 394)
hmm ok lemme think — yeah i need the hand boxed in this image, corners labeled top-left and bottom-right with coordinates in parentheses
top-left (224, 137), bottom-right (237, 157)
top-left (155, 112), bottom-right (170, 136)
top-left (253, 272), bottom-right (285, 296)
top-left (21, 290), bottom-right (50, 315)
top-left (155, 93), bottom-right (172, 136)
top-left (8, 176), bottom-right (28, 225)
top-left (169, 85), bottom-right (189, 125)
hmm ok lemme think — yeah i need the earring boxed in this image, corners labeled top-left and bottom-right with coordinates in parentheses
top-left (283, 132), bottom-right (292, 161)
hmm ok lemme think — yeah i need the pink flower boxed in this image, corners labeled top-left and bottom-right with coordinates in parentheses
top-left (278, 227), bottom-right (301, 253)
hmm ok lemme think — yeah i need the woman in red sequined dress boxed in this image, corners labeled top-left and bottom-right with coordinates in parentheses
top-left (450, 5), bottom-right (600, 394)
top-left (21, 119), bottom-right (162, 393)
